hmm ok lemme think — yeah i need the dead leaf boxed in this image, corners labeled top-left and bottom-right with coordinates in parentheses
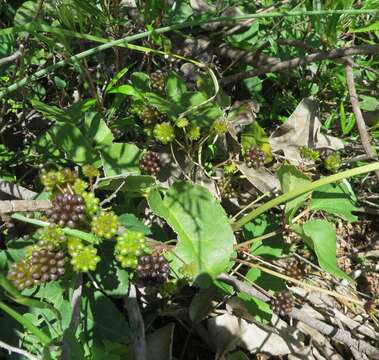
top-left (269, 98), bottom-right (344, 164)
top-left (146, 323), bottom-right (175, 360)
top-left (237, 163), bottom-right (280, 193)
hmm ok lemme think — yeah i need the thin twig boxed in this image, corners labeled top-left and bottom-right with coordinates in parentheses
top-left (222, 44), bottom-right (379, 85)
top-left (0, 49), bottom-right (23, 66)
top-left (345, 60), bottom-right (379, 181)
top-left (100, 180), bottom-right (126, 206)
top-left (0, 340), bottom-right (38, 360)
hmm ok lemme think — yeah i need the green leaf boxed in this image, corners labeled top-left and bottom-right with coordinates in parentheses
top-left (130, 72), bottom-right (150, 92)
top-left (237, 291), bottom-right (272, 324)
top-left (145, 92), bottom-right (181, 116)
top-left (245, 268), bottom-right (286, 293)
top-left (105, 65), bottom-right (131, 93)
top-left (84, 112), bottom-right (114, 147)
top-left (302, 220), bottom-right (351, 281)
top-left (166, 71), bottom-right (187, 103)
top-left (241, 122), bottom-right (272, 161)
top-left (310, 181), bottom-right (358, 222)
top-left (95, 242), bottom-right (130, 297)
top-left (100, 143), bottom-right (142, 177)
top-left (49, 122), bottom-right (99, 164)
top-left (147, 182), bottom-right (234, 284)
top-left (277, 165), bottom-right (312, 223)
top-left (14, 1), bottom-right (38, 26)
top-left (108, 84), bottom-right (144, 100)
top-left (118, 213), bottom-right (151, 235)
top-left (350, 21), bottom-right (379, 33)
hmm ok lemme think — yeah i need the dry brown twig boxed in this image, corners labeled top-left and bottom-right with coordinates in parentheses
top-left (0, 200), bottom-right (51, 214)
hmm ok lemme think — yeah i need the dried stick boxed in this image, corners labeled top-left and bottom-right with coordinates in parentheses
top-left (222, 44), bottom-right (379, 85)
top-left (125, 284), bottom-right (147, 360)
top-left (345, 60), bottom-right (379, 181)
top-left (0, 181), bottom-right (37, 200)
top-left (0, 49), bottom-right (23, 67)
top-left (0, 340), bottom-right (38, 360)
top-left (217, 273), bottom-right (379, 359)
top-left (0, 200), bottom-right (51, 214)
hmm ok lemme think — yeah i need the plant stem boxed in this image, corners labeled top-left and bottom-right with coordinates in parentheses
top-left (10, 213), bottom-right (98, 243)
top-left (232, 162), bottom-right (379, 230)
top-left (1, 9), bottom-right (377, 99)
top-left (0, 300), bottom-right (51, 345)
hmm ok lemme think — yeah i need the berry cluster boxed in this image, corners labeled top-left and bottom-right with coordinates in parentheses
top-left (153, 122), bottom-right (175, 144)
top-left (37, 225), bottom-right (66, 249)
top-left (137, 254), bottom-right (170, 284)
top-left (270, 291), bottom-right (294, 316)
top-left (46, 193), bottom-right (85, 228)
top-left (150, 71), bottom-right (165, 92)
top-left (115, 231), bottom-right (146, 268)
top-left (140, 106), bottom-right (160, 126)
top-left (188, 126), bottom-right (201, 141)
top-left (286, 259), bottom-right (303, 280)
top-left (139, 151), bottom-right (161, 176)
top-left (7, 249), bottom-right (66, 290)
top-left (70, 242), bottom-right (101, 272)
top-left (324, 152), bottom-right (341, 173)
top-left (40, 169), bottom-right (64, 191)
top-left (72, 179), bottom-right (88, 195)
top-left (218, 178), bottom-right (237, 199)
top-left (299, 146), bottom-right (320, 161)
top-left (82, 192), bottom-right (100, 216)
top-left (82, 164), bottom-right (99, 178)
top-left (244, 146), bottom-right (266, 168)
top-left (91, 211), bottom-right (120, 239)
top-left (212, 119), bottom-right (228, 135)
top-left (282, 225), bottom-right (299, 245)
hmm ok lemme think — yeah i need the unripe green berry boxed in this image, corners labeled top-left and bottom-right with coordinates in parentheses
top-left (212, 119), bottom-right (228, 135)
top-left (70, 245), bottom-right (100, 272)
top-left (91, 211), bottom-right (120, 239)
top-left (72, 179), bottom-right (88, 195)
top-left (153, 122), bottom-right (175, 144)
top-left (115, 231), bottom-right (146, 268)
top-left (188, 126), bottom-right (201, 141)
top-left (82, 192), bottom-right (100, 216)
top-left (37, 225), bottom-right (66, 249)
top-left (324, 152), bottom-right (341, 173)
top-left (175, 117), bottom-right (189, 129)
top-left (82, 165), bottom-right (100, 178)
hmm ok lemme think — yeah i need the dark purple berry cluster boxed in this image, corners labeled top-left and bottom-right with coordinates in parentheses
top-left (137, 254), bottom-right (170, 284)
top-left (270, 291), bottom-right (294, 316)
top-left (286, 259), bottom-right (304, 280)
top-left (139, 152), bottom-right (161, 176)
top-left (150, 71), bottom-right (165, 92)
top-left (46, 193), bottom-right (85, 227)
top-left (245, 146), bottom-right (266, 168)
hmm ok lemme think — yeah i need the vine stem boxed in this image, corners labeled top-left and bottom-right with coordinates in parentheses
top-left (1, 9), bottom-right (378, 99)
top-left (0, 300), bottom-right (51, 345)
top-left (232, 162), bottom-right (379, 230)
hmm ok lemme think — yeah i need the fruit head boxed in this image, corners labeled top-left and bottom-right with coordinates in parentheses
top-left (72, 179), bottom-right (89, 195)
top-left (70, 245), bottom-right (100, 272)
top-left (140, 106), bottom-right (160, 126)
top-left (324, 152), bottom-right (341, 173)
top-left (82, 192), bottom-right (100, 216)
top-left (91, 211), bottom-right (120, 239)
top-left (139, 151), bottom-right (161, 176)
top-left (60, 168), bottom-right (77, 184)
top-left (150, 71), bottom-right (166, 92)
top-left (244, 146), bottom-right (266, 168)
top-left (153, 122), bottom-right (175, 144)
top-left (137, 254), bottom-right (170, 284)
top-left (188, 126), bottom-right (201, 141)
top-left (40, 170), bottom-right (64, 191)
top-left (82, 164), bottom-right (100, 178)
top-left (270, 291), bottom-right (294, 316)
top-left (37, 225), bottom-right (66, 249)
top-left (46, 193), bottom-right (85, 228)
top-left (115, 231), bottom-right (146, 268)
top-left (175, 117), bottom-right (189, 129)
top-left (218, 178), bottom-right (237, 199)
top-left (212, 119), bottom-right (228, 135)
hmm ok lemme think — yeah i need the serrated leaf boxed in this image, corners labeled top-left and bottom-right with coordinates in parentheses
top-left (277, 164), bottom-right (312, 223)
top-left (302, 220), bottom-right (351, 281)
top-left (310, 181), bottom-right (358, 222)
top-left (49, 122), bottom-right (99, 164)
top-left (147, 182), bottom-right (234, 284)
top-left (100, 143), bottom-right (142, 177)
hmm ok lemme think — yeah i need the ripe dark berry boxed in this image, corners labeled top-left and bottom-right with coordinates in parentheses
top-left (46, 192), bottom-right (85, 228)
top-left (244, 146), bottom-right (266, 168)
top-left (137, 254), bottom-right (170, 284)
top-left (139, 106), bottom-right (160, 125)
top-left (139, 151), bottom-right (161, 176)
top-left (150, 71), bottom-right (165, 92)
top-left (282, 224), bottom-right (299, 245)
top-left (270, 291), bottom-right (294, 316)
top-left (286, 259), bottom-right (304, 280)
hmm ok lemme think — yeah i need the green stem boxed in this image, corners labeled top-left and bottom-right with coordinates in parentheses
top-left (232, 162), bottom-right (379, 230)
top-left (0, 300), bottom-right (51, 345)
top-left (10, 213), bottom-right (98, 244)
top-left (0, 9), bottom-right (377, 99)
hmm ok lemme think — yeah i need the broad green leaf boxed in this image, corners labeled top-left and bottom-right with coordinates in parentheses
top-left (147, 182), bottom-right (234, 284)
top-left (105, 65), bottom-right (131, 93)
top-left (100, 143), bottom-right (142, 177)
top-left (84, 112), bottom-right (114, 147)
top-left (277, 165), bottom-right (312, 223)
top-left (118, 213), bottom-right (151, 235)
top-left (302, 220), bottom-right (351, 281)
top-left (130, 72), bottom-right (150, 92)
top-left (49, 122), bottom-right (99, 164)
top-left (166, 71), bottom-right (187, 103)
top-left (241, 122), bottom-right (272, 161)
top-left (14, 1), bottom-right (38, 26)
top-left (359, 95), bottom-right (379, 111)
top-left (97, 175), bottom-right (155, 193)
top-left (246, 268), bottom-right (286, 293)
top-left (310, 181), bottom-right (358, 222)
top-left (145, 92), bottom-right (181, 116)
top-left (350, 21), bottom-right (379, 33)
top-left (95, 242), bottom-right (130, 297)
top-left (237, 291), bottom-right (272, 324)
top-left (108, 84), bottom-right (143, 100)
top-left (31, 100), bottom-right (72, 123)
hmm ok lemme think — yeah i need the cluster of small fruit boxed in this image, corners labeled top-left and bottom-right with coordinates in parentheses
top-left (299, 146), bottom-right (342, 173)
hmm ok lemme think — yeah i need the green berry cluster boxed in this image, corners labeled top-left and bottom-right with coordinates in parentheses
top-left (72, 179), bottom-right (89, 195)
top-left (115, 231), bottom-right (146, 268)
top-left (69, 240), bottom-right (100, 272)
top-left (188, 126), bottom-right (201, 141)
top-left (324, 152), bottom-right (341, 173)
top-left (82, 165), bottom-right (99, 179)
top-left (140, 106), bottom-right (160, 126)
top-left (175, 117), bottom-right (189, 129)
top-left (40, 169), bottom-right (64, 191)
top-left (299, 146), bottom-right (320, 161)
top-left (212, 119), bottom-right (228, 135)
top-left (37, 225), bottom-right (66, 249)
top-left (82, 192), bottom-right (100, 216)
top-left (153, 122), bottom-right (175, 144)
top-left (91, 211), bottom-right (120, 239)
